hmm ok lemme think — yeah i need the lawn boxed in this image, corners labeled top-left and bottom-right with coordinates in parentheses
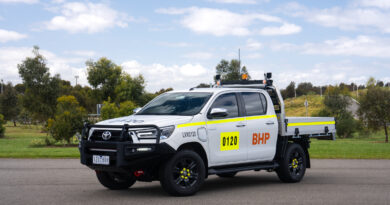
top-left (0, 123), bottom-right (389, 159)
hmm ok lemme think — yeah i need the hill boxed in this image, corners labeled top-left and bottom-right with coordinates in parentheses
top-left (284, 94), bottom-right (324, 117)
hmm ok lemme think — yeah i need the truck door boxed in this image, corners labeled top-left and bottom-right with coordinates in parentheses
top-left (241, 92), bottom-right (278, 162)
top-left (206, 92), bottom-right (248, 166)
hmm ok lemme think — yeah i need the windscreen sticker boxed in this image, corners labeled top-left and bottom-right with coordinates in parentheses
top-left (220, 132), bottom-right (239, 151)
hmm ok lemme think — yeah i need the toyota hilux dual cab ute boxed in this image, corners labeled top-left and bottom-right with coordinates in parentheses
top-left (79, 73), bottom-right (336, 196)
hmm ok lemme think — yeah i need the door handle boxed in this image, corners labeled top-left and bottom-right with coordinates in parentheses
top-left (266, 121), bottom-right (275, 125)
top-left (236, 124), bottom-right (246, 127)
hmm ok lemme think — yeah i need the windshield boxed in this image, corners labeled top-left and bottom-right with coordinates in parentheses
top-left (136, 92), bottom-right (212, 116)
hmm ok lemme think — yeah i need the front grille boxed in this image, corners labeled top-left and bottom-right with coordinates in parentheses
top-left (89, 130), bottom-right (126, 142)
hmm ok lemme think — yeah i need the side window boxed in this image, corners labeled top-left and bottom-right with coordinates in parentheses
top-left (242, 92), bottom-right (266, 116)
top-left (260, 93), bottom-right (268, 114)
top-left (209, 93), bottom-right (239, 118)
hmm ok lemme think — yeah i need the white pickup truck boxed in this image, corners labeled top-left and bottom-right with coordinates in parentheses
top-left (79, 73), bottom-right (336, 196)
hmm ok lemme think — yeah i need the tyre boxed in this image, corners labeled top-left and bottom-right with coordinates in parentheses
top-left (96, 171), bottom-right (136, 190)
top-left (217, 172), bottom-right (237, 178)
top-left (159, 150), bottom-right (206, 196)
top-left (276, 143), bottom-right (307, 183)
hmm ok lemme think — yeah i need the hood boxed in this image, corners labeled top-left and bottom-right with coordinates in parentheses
top-left (96, 115), bottom-right (194, 128)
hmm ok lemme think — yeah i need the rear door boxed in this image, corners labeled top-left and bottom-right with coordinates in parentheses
top-left (241, 91), bottom-right (278, 162)
top-left (206, 92), bottom-right (247, 166)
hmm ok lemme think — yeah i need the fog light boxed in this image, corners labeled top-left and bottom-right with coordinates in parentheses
top-left (136, 147), bottom-right (152, 152)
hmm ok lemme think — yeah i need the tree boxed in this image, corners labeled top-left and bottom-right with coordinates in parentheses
top-left (114, 74), bottom-right (145, 104)
top-left (100, 98), bottom-right (119, 120)
top-left (296, 82), bottom-right (314, 96)
top-left (281, 82), bottom-right (296, 99)
top-left (215, 59), bottom-right (250, 81)
top-left (0, 114), bottom-right (5, 138)
top-left (86, 57), bottom-right (122, 101)
top-left (18, 46), bottom-right (60, 122)
top-left (118, 101), bottom-right (137, 116)
top-left (358, 84), bottom-right (390, 143)
top-left (48, 95), bottom-right (86, 144)
top-left (0, 83), bottom-right (20, 126)
top-left (319, 85), bottom-right (358, 138)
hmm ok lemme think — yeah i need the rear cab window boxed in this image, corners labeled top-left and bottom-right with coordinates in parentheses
top-left (241, 92), bottom-right (267, 116)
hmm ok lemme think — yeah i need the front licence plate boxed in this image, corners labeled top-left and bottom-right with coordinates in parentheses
top-left (92, 155), bottom-right (109, 165)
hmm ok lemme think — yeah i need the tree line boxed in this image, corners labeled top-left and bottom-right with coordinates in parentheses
top-left (0, 51), bottom-right (389, 143)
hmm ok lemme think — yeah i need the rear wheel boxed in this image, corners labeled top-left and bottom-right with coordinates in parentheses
top-left (217, 172), bottom-right (237, 178)
top-left (276, 143), bottom-right (306, 183)
top-left (96, 171), bottom-right (136, 190)
top-left (159, 150), bottom-right (205, 196)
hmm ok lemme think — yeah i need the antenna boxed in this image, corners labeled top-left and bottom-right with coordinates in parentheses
top-left (75, 75), bottom-right (79, 85)
top-left (238, 48), bottom-right (241, 69)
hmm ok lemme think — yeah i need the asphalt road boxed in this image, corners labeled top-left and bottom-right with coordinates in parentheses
top-left (0, 159), bottom-right (389, 205)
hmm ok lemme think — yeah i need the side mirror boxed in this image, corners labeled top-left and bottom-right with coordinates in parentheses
top-left (133, 107), bottom-right (142, 114)
top-left (209, 108), bottom-right (228, 118)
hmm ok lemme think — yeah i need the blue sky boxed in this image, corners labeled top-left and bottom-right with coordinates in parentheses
top-left (1, 0), bottom-right (390, 92)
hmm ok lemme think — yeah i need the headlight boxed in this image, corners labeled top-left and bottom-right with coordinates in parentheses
top-left (160, 125), bottom-right (175, 139)
top-left (130, 128), bottom-right (158, 139)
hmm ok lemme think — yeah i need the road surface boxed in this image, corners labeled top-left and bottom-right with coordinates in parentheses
top-left (0, 159), bottom-right (389, 205)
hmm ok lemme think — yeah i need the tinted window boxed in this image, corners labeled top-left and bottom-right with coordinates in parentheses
top-left (210, 93), bottom-right (239, 118)
top-left (242, 92), bottom-right (265, 116)
top-left (260, 93), bottom-right (267, 113)
top-left (137, 92), bottom-right (212, 116)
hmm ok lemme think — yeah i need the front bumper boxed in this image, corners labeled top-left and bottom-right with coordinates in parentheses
top-left (79, 140), bottom-right (175, 172)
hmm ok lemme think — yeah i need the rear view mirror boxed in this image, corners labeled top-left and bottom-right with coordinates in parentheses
top-left (209, 108), bottom-right (228, 118)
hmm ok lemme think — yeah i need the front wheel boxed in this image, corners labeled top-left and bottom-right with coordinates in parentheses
top-left (276, 143), bottom-right (307, 183)
top-left (96, 171), bottom-right (136, 190)
top-left (159, 150), bottom-right (206, 196)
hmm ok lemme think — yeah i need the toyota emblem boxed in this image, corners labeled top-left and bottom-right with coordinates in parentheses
top-left (102, 131), bottom-right (112, 140)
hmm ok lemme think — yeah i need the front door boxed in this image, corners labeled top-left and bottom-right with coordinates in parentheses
top-left (206, 92), bottom-right (247, 166)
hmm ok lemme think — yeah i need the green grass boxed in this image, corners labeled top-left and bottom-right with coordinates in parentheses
top-left (1, 122), bottom-right (389, 159)
top-left (284, 94), bottom-right (324, 117)
top-left (310, 132), bottom-right (390, 159)
top-left (0, 123), bottom-right (79, 158)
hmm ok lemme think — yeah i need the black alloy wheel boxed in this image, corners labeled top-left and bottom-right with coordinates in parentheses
top-left (276, 143), bottom-right (307, 183)
top-left (160, 150), bottom-right (205, 196)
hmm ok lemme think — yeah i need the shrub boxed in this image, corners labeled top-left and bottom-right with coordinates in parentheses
top-left (0, 114), bottom-right (5, 138)
top-left (336, 112), bottom-right (359, 138)
top-left (101, 98), bottom-right (137, 120)
top-left (48, 95), bottom-right (86, 144)
top-left (118, 101), bottom-right (137, 116)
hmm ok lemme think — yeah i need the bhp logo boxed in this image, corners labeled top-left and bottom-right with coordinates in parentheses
top-left (252, 133), bottom-right (270, 145)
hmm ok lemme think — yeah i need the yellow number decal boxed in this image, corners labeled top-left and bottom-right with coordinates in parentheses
top-left (220, 132), bottom-right (239, 151)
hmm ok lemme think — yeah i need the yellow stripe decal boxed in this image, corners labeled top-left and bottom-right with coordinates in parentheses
top-left (207, 117), bottom-right (246, 125)
top-left (177, 121), bottom-right (206, 128)
top-left (288, 121), bottom-right (335, 127)
top-left (177, 115), bottom-right (277, 128)
top-left (246, 115), bottom-right (277, 121)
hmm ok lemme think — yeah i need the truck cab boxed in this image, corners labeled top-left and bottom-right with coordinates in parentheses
top-left (79, 73), bottom-right (336, 196)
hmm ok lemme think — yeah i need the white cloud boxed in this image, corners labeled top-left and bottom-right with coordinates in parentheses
top-left (0, 29), bottom-right (27, 43)
top-left (157, 7), bottom-right (300, 36)
top-left (0, 47), bottom-right (87, 86)
top-left (358, 0), bottom-right (390, 9)
top-left (0, 0), bottom-right (38, 3)
top-left (45, 2), bottom-right (131, 33)
top-left (121, 60), bottom-right (212, 92)
top-left (182, 52), bottom-right (213, 60)
top-left (302, 35), bottom-right (390, 58)
top-left (208, 0), bottom-right (258, 4)
top-left (259, 23), bottom-right (301, 35)
top-left (282, 2), bottom-right (390, 33)
top-left (246, 39), bottom-right (262, 50)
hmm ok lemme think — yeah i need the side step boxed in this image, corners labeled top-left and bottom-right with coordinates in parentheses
top-left (208, 161), bottom-right (279, 175)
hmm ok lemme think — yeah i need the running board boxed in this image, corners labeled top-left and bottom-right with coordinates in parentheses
top-left (208, 162), bottom-right (279, 175)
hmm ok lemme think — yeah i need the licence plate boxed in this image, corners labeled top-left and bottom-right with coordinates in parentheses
top-left (92, 155), bottom-right (109, 165)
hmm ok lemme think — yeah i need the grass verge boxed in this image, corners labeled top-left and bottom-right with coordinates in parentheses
top-left (0, 123), bottom-right (389, 159)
